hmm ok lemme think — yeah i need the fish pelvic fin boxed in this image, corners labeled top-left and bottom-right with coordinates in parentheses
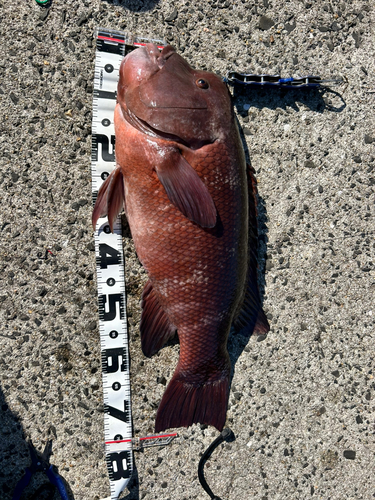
top-left (140, 280), bottom-right (176, 357)
top-left (92, 166), bottom-right (125, 232)
top-left (155, 153), bottom-right (217, 228)
top-left (155, 364), bottom-right (230, 433)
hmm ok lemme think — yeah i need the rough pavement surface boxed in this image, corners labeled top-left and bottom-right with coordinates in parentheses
top-left (0, 1), bottom-right (374, 499)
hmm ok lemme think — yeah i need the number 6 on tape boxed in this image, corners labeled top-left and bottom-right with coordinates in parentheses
top-left (91, 28), bottom-right (133, 500)
top-left (92, 27), bottom-right (168, 500)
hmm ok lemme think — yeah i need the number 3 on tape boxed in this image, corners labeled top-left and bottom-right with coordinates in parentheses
top-left (91, 28), bottom-right (133, 500)
top-left (92, 27), bottom-right (166, 500)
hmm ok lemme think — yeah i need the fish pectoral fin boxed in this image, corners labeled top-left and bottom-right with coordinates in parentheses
top-left (140, 280), bottom-right (177, 357)
top-left (92, 166), bottom-right (126, 233)
top-left (155, 153), bottom-right (217, 228)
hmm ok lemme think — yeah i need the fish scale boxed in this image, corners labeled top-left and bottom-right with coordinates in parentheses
top-left (93, 42), bottom-right (270, 434)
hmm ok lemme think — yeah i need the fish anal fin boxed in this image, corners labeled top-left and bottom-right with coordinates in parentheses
top-left (92, 166), bottom-right (126, 232)
top-left (253, 308), bottom-right (270, 335)
top-left (155, 367), bottom-right (229, 432)
top-left (140, 280), bottom-right (176, 357)
top-left (155, 153), bottom-right (217, 228)
top-left (234, 285), bottom-right (269, 336)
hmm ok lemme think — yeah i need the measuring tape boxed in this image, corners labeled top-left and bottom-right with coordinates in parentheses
top-left (91, 28), bottom-right (175, 500)
top-left (91, 28), bottom-right (132, 500)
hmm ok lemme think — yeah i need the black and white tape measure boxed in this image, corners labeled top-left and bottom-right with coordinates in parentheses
top-left (92, 28), bottom-right (132, 500)
top-left (91, 28), bottom-right (173, 500)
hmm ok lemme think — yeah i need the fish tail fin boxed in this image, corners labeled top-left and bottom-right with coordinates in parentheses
top-left (92, 166), bottom-right (125, 232)
top-left (155, 364), bottom-right (230, 432)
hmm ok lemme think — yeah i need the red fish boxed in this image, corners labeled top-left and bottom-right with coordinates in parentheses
top-left (92, 44), bottom-right (269, 432)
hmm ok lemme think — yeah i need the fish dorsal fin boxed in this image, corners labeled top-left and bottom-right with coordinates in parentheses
top-left (140, 280), bottom-right (177, 357)
top-left (155, 152), bottom-right (217, 228)
top-left (233, 165), bottom-right (270, 335)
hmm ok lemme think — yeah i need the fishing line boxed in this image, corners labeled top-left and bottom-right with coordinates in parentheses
top-left (198, 428), bottom-right (234, 500)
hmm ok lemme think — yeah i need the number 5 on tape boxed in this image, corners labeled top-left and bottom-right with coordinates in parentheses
top-left (92, 27), bottom-right (173, 500)
top-left (91, 27), bottom-right (133, 500)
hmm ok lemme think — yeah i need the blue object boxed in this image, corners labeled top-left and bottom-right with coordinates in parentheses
top-left (278, 77), bottom-right (295, 84)
top-left (12, 439), bottom-right (70, 500)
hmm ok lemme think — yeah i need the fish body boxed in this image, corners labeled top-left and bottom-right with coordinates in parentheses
top-left (93, 44), bottom-right (269, 432)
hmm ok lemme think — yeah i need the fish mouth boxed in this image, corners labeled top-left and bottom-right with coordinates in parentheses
top-left (145, 43), bottom-right (175, 68)
top-left (139, 46), bottom-right (207, 110)
top-left (121, 105), bottom-right (213, 150)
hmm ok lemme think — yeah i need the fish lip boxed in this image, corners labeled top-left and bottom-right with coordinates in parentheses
top-left (144, 43), bottom-right (175, 69)
top-left (120, 104), bottom-right (214, 151)
top-left (159, 45), bottom-right (176, 60)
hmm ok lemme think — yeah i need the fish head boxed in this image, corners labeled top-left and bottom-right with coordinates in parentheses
top-left (117, 44), bottom-right (232, 149)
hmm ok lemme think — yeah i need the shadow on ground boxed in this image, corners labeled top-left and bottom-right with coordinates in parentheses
top-left (0, 387), bottom-right (75, 500)
top-left (101, 0), bottom-right (160, 13)
top-left (227, 82), bottom-right (346, 376)
top-left (120, 464), bottom-right (139, 499)
top-left (231, 84), bottom-right (346, 114)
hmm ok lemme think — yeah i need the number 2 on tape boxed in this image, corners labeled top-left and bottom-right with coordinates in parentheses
top-left (92, 27), bottom-right (133, 500)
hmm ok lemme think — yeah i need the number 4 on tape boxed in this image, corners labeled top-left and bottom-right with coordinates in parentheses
top-left (92, 27), bottom-right (133, 500)
top-left (91, 28), bottom-right (175, 500)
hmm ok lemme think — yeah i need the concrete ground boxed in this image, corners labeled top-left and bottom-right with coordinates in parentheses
top-left (0, 0), bottom-right (374, 499)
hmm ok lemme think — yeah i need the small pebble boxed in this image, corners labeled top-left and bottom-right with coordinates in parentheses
top-left (77, 12), bottom-right (91, 26)
top-left (258, 15), bottom-right (274, 31)
top-left (164, 8), bottom-right (178, 22)
top-left (284, 20), bottom-right (296, 34)
top-left (157, 376), bottom-right (167, 385)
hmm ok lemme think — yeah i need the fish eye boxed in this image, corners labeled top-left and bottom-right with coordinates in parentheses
top-left (196, 78), bottom-right (209, 89)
